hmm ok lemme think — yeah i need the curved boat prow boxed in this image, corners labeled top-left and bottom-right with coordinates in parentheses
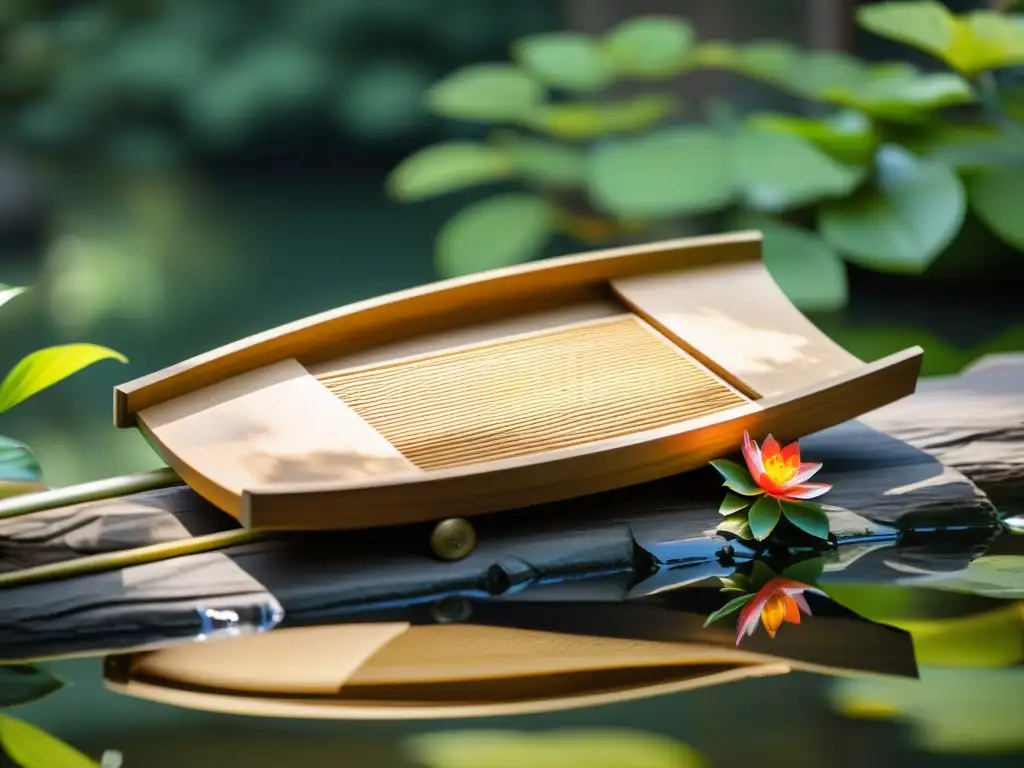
top-left (115, 231), bottom-right (924, 530)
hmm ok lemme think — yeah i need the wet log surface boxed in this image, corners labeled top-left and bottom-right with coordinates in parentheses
top-left (0, 354), bottom-right (1021, 662)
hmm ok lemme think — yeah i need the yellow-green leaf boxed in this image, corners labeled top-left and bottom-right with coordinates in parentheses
top-left (703, 593), bottom-right (755, 627)
top-left (0, 344), bottom-right (128, 414)
top-left (405, 729), bottom-right (706, 768)
top-left (719, 491), bottom-right (751, 516)
top-left (524, 95), bottom-right (675, 140)
top-left (857, 2), bottom-right (1024, 76)
top-left (745, 110), bottom-right (879, 165)
top-left (0, 716), bottom-right (99, 768)
top-left (385, 142), bottom-right (513, 201)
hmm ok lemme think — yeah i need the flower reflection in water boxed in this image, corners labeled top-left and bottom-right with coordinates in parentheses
top-left (736, 577), bottom-right (824, 644)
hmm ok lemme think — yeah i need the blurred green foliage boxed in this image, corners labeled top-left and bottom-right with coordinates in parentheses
top-left (0, 0), bottom-right (557, 166)
top-left (387, 1), bottom-right (1024, 311)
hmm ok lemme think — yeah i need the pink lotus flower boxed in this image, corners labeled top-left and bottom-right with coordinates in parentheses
top-left (742, 431), bottom-right (831, 502)
top-left (735, 577), bottom-right (823, 645)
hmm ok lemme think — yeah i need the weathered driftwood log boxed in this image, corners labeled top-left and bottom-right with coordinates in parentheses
top-left (0, 354), bottom-right (1021, 662)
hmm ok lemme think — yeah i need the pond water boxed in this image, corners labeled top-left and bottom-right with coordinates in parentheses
top-left (1, 172), bottom-right (1023, 768)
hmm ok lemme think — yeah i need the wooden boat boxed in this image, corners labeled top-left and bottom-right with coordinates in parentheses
top-left (113, 231), bottom-right (923, 531)
top-left (102, 603), bottom-right (916, 719)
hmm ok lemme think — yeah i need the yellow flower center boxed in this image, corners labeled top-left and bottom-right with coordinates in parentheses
top-left (763, 454), bottom-right (799, 486)
top-left (760, 594), bottom-right (791, 637)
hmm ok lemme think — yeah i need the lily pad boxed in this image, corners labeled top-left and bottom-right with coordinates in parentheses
top-left (819, 145), bottom-right (966, 273)
top-left (0, 344), bottom-right (128, 414)
top-left (748, 495), bottom-right (782, 541)
top-left (435, 194), bottom-right (555, 278)
top-left (0, 436), bottom-right (45, 499)
top-left (709, 459), bottom-right (763, 496)
top-left (0, 665), bottom-right (65, 709)
top-left (385, 142), bottom-right (512, 201)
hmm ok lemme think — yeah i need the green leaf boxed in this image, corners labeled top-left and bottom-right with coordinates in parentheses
top-left (856, 2), bottom-right (1024, 76)
top-left (786, 50), bottom-right (871, 99)
top-left (750, 560), bottom-right (779, 588)
top-left (745, 111), bottom-right (879, 165)
top-left (782, 557), bottom-right (827, 586)
top-left (512, 33), bottom-right (615, 92)
top-left (719, 572), bottom-right (754, 592)
top-left (498, 136), bottom-right (585, 188)
top-left (733, 215), bottom-right (847, 312)
top-left (730, 128), bottom-right (864, 211)
top-left (781, 500), bottom-right (832, 540)
top-left (703, 593), bottom-right (755, 627)
top-left (426, 64), bottom-right (543, 122)
top-left (586, 126), bottom-right (732, 218)
top-left (819, 145), bottom-right (966, 274)
top-left (0, 285), bottom-right (28, 312)
top-left (0, 715), bottom-right (99, 768)
top-left (709, 459), bottom-right (763, 496)
top-left (0, 665), bottom-right (65, 709)
top-left (385, 142), bottom-right (513, 201)
top-left (405, 729), bottom-right (705, 768)
top-left (435, 194), bottom-right (555, 278)
top-left (0, 436), bottom-right (44, 499)
top-left (0, 345), bottom-right (128, 414)
top-left (717, 514), bottom-right (753, 541)
top-left (524, 95), bottom-right (675, 140)
top-left (925, 132), bottom-right (1024, 170)
top-left (603, 16), bottom-right (695, 76)
top-left (719, 491), bottom-right (751, 516)
top-left (748, 495), bottom-right (782, 541)
top-left (822, 70), bottom-right (974, 122)
top-left (966, 168), bottom-right (1024, 250)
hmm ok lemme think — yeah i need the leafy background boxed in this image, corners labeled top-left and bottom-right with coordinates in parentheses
top-left (0, 1), bottom-right (1023, 767)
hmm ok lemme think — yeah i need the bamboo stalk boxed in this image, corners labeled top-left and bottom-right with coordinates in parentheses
top-left (0, 528), bottom-right (271, 590)
top-left (0, 466), bottom-right (182, 522)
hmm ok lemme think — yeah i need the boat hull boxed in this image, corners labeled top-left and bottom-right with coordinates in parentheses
top-left (118, 231), bottom-right (923, 531)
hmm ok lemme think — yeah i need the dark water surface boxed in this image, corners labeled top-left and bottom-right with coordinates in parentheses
top-left (1, 174), bottom-right (1023, 767)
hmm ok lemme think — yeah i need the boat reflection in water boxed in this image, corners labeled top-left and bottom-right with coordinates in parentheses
top-left (102, 584), bottom-right (917, 720)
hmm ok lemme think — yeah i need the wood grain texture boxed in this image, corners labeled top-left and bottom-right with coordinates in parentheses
top-left (115, 231), bottom-right (763, 426)
top-left (243, 348), bottom-right (920, 530)
top-left (2, 355), bottom-right (1019, 663)
top-left (318, 316), bottom-right (748, 470)
top-left (611, 260), bottom-right (863, 398)
top-left (137, 358), bottom-right (419, 519)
